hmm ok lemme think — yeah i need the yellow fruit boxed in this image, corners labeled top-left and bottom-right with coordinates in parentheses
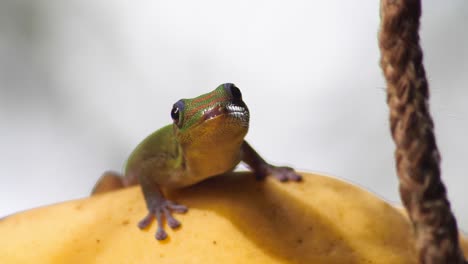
top-left (0, 172), bottom-right (466, 263)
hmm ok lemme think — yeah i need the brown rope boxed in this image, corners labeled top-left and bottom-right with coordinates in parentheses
top-left (378, 0), bottom-right (466, 263)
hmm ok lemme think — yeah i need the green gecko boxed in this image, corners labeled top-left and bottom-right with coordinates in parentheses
top-left (92, 83), bottom-right (301, 240)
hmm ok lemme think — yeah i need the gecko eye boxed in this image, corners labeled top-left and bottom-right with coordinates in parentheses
top-left (224, 83), bottom-right (242, 100)
top-left (171, 106), bottom-right (180, 122)
top-left (171, 100), bottom-right (185, 125)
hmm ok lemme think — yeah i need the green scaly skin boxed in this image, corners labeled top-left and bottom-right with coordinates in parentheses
top-left (93, 83), bottom-right (301, 240)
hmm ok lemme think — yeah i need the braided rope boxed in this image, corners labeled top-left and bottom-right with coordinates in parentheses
top-left (378, 0), bottom-right (466, 263)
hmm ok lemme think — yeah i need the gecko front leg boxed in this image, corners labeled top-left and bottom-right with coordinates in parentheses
top-left (241, 141), bottom-right (302, 182)
top-left (138, 174), bottom-right (188, 240)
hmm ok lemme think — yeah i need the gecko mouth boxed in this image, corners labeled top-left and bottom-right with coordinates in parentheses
top-left (203, 104), bottom-right (249, 124)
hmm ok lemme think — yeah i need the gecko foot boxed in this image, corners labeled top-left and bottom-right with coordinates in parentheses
top-left (138, 200), bottom-right (188, 240)
top-left (269, 166), bottom-right (302, 182)
top-left (256, 165), bottom-right (302, 182)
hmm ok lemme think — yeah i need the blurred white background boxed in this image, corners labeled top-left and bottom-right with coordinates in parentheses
top-left (0, 1), bottom-right (467, 230)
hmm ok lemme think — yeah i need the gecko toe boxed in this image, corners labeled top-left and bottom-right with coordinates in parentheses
top-left (162, 206), bottom-right (182, 229)
top-left (166, 217), bottom-right (181, 229)
top-left (155, 228), bottom-right (168, 240)
top-left (289, 173), bottom-right (302, 181)
top-left (270, 166), bottom-right (302, 182)
top-left (168, 204), bottom-right (188, 213)
top-left (138, 213), bottom-right (154, 229)
top-left (285, 170), bottom-right (302, 181)
top-left (276, 174), bottom-right (288, 182)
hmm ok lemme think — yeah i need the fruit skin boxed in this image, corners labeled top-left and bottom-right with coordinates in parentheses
top-left (0, 172), bottom-right (466, 264)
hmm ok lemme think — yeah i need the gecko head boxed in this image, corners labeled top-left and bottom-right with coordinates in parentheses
top-left (171, 83), bottom-right (250, 146)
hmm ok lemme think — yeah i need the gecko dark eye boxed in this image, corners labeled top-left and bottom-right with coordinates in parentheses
top-left (171, 100), bottom-right (185, 125)
top-left (224, 83), bottom-right (242, 100)
top-left (171, 106), bottom-right (180, 121)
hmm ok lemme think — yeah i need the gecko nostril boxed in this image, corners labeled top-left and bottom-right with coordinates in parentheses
top-left (230, 86), bottom-right (241, 99)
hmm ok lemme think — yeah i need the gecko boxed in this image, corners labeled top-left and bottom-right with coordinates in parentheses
top-left (92, 83), bottom-right (301, 240)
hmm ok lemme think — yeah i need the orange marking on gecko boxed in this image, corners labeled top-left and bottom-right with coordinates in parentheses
top-left (191, 91), bottom-right (218, 104)
top-left (185, 96), bottom-right (227, 120)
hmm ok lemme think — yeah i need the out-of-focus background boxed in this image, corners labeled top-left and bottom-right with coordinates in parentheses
top-left (0, 1), bottom-right (467, 229)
